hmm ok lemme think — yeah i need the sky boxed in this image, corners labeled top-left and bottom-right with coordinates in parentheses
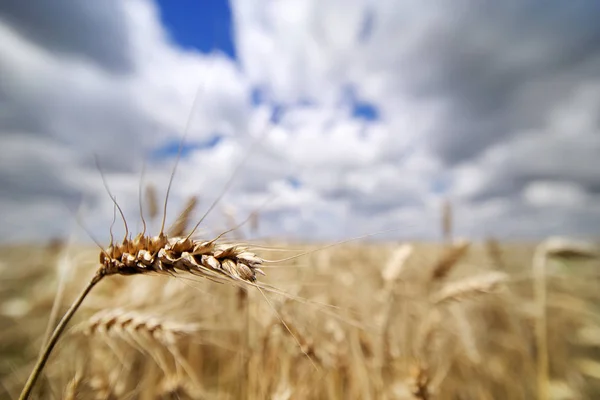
top-left (1, 0), bottom-right (600, 243)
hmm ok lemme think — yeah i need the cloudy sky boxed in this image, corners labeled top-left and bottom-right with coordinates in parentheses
top-left (1, 0), bottom-right (599, 243)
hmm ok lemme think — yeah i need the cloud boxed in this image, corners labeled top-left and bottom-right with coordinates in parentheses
top-left (232, 0), bottom-right (600, 239)
top-left (0, 0), bottom-right (252, 242)
top-left (0, 0), bottom-right (132, 73)
top-left (1, 0), bottom-right (600, 243)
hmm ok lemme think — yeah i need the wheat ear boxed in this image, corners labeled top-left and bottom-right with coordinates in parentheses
top-left (431, 271), bottom-right (507, 305)
top-left (430, 239), bottom-right (470, 281)
top-left (19, 232), bottom-right (267, 399)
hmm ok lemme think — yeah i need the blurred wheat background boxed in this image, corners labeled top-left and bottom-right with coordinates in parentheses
top-left (2, 1), bottom-right (600, 399)
top-left (1, 200), bottom-right (599, 399)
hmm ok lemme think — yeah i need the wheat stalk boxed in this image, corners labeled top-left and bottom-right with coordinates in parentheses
top-left (533, 242), bottom-right (549, 400)
top-left (441, 199), bottom-right (453, 243)
top-left (18, 233), bottom-right (266, 399)
top-left (484, 237), bottom-right (505, 270)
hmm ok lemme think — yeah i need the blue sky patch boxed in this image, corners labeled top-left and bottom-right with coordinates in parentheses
top-left (151, 134), bottom-right (224, 160)
top-left (286, 176), bottom-right (302, 188)
top-left (342, 84), bottom-right (381, 121)
top-left (430, 176), bottom-right (451, 194)
top-left (250, 86), bottom-right (318, 124)
top-left (352, 101), bottom-right (380, 121)
top-left (155, 0), bottom-right (236, 58)
top-left (250, 87), bottom-right (266, 106)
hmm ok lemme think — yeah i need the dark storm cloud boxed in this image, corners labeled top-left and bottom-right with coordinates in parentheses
top-left (0, 0), bottom-right (147, 170)
top-left (0, 0), bottom-right (133, 73)
top-left (458, 124), bottom-right (600, 203)
top-left (378, 1), bottom-right (600, 165)
top-left (0, 0), bottom-right (147, 242)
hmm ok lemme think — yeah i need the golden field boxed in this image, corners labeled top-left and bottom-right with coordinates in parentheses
top-left (1, 237), bottom-right (599, 399)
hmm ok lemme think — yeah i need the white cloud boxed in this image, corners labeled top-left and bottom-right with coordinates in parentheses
top-left (2, 0), bottom-right (600, 243)
top-left (523, 181), bottom-right (588, 208)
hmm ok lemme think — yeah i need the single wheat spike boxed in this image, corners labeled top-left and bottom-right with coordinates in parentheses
top-left (99, 234), bottom-right (266, 282)
top-left (381, 244), bottom-right (413, 285)
top-left (82, 308), bottom-right (200, 345)
top-left (145, 183), bottom-right (159, 221)
top-left (168, 195), bottom-right (199, 237)
top-left (431, 271), bottom-right (507, 305)
top-left (19, 233), bottom-right (266, 399)
top-left (441, 198), bottom-right (452, 242)
top-left (430, 239), bottom-right (470, 281)
top-left (542, 236), bottom-right (598, 260)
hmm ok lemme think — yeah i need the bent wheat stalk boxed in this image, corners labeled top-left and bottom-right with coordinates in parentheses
top-left (20, 67), bottom-right (274, 399)
top-left (19, 271), bottom-right (103, 400)
top-left (19, 232), bottom-right (266, 400)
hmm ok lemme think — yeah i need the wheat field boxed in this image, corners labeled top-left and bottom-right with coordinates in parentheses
top-left (1, 229), bottom-right (599, 399)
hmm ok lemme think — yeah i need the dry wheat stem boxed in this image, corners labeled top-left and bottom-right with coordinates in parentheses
top-left (19, 271), bottom-right (104, 400)
top-left (40, 246), bottom-right (73, 354)
top-left (441, 199), bottom-right (453, 243)
top-left (533, 244), bottom-right (549, 400)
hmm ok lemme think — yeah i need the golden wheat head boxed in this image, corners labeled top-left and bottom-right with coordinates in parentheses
top-left (99, 233), bottom-right (266, 283)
